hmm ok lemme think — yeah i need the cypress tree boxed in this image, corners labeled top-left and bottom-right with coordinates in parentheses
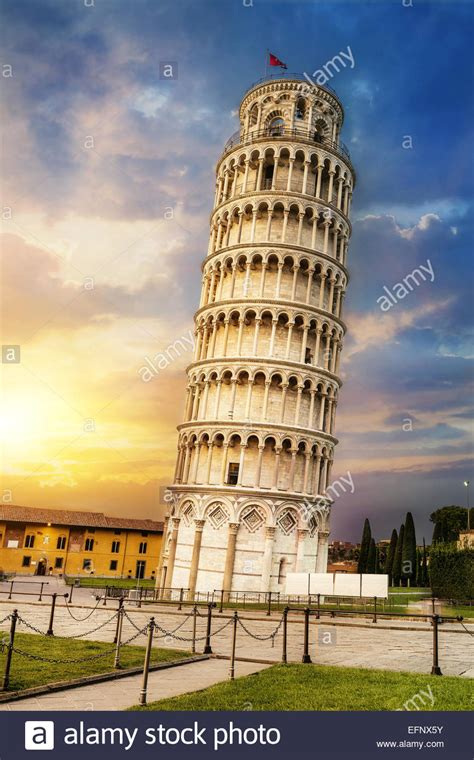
top-left (366, 538), bottom-right (376, 574)
top-left (392, 523), bottom-right (405, 587)
top-left (402, 512), bottom-right (417, 587)
top-left (384, 528), bottom-right (398, 585)
top-left (357, 518), bottom-right (372, 574)
top-left (415, 548), bottom-right (422, 587)
top-left (422, 538), bottom-right (429, 588)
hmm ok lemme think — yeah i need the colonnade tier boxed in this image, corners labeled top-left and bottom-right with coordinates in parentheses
top-left (173, 428), bottom-right (335, 498)
top-left (191, 307), bottom-right (343, 375)
top-left (182, 367), bottom-right (339, 432)
top-left (208, 197), bottom-right (350, 262)
top-left (214, 144), bottom-right (353, 222)
top-left (199, 253), bottom-right (347, 316)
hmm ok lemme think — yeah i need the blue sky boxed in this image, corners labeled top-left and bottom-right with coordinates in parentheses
top-left (1, 0), bottom-right (473, 542)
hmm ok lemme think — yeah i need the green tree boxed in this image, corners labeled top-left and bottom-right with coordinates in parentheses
top-left (402, 512), bottom-right (417, 586)
top-left (366, 538), bottom-right (376, 574)
top-left (357, 518), bottom-right (372, 574)
top-left (422, 538), bottom-right (429, 588)
top-left (430, 505), bottom-right (473, 544)
top-left (415, 548), bottom-right (423, 587)
top-left (384, 529), bottom-right (398, 585)
top-left (392, 523), bottom-right (405, 587)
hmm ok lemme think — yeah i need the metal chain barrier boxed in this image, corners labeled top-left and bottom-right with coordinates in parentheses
top-left (64, 596), bottom-right (103, 621)
top-left (15, 609), bottom-right (119, 640)
top-left (11, 623), bottom-right (148, 664)
top-left (237, 613), bottom-right (284, 643)
top-left (57, 610), bottom-right (119, 640)
top-left (153, 616), bottom-right (233, 643)
top-left (458, 620), bottom-right (474, 636)
top-left (16, 614), bottom-right (49, 637)
top-left (0, 614), bottom-right (11, 625)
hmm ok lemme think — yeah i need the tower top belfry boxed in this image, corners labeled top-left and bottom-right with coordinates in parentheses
top-left (158, 73), bottom-right (355, 598)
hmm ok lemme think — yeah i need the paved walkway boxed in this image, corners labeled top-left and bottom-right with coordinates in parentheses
top-left (0, 658), bottom-right (269, 711)
top-left (1, 598), bottom-right (473, 678)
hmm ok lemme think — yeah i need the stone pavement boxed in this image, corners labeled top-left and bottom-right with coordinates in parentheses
top-left (0, 658), bottom-right (269, 711)
top-left (1, 597), bottom-right (472, 679)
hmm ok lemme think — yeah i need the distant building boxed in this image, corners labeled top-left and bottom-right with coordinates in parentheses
top-left (458, 529), bottom-right (474, 548)
top-left (0, 505), bottom-right (163, 579)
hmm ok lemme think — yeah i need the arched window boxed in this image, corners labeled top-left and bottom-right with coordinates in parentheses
top-left (249, 105), bottom-right (258, 127)
top-left (269, 117), bottom-right (284, 136)
top-left (296, 98), bottom-right (306, 120)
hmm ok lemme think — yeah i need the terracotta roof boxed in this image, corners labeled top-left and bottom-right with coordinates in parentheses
top-left (0, 505), bottom-right (163, 533)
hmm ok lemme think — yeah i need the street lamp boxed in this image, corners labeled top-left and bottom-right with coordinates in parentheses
top-left (464, 480), bottom-right (470, 531)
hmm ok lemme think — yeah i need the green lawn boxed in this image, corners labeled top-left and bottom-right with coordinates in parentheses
top-left (0, 632), bottom-right (189, 693)
top-left (134, 663), bottom-right (473, 712)
top-left (66, 577), bottom-right (156, 589)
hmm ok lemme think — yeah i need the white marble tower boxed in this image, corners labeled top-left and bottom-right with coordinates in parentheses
top-left (158, 74), bottom-right (355, 596)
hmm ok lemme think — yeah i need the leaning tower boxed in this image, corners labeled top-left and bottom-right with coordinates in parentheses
top-left (158, 74), bottom-right (355, 596)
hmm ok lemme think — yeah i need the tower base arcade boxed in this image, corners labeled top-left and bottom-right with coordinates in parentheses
top-left (158, 487), bottom-right (330, 596)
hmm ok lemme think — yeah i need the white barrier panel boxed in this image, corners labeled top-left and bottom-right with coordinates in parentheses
top-left (286, 572), bottom-right (389, 598)
top-left (309, 573), bottom-right (335, 595)
top-left (361, 574), bottom-right (388, 599)
top-left (333, 573), bottom-right (361, 597)
top-left (285, 573), bottom-right (311, 595)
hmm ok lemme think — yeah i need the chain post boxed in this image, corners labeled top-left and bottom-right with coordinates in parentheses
top-left (113, 598), bottom-right (124, 644)
top-left (1, 609), bottom-right (18, 691)
top-left (373, 596), bottom-right (377, 624)
top-left (113, 604), bottom-right (125, 669)
top-left (178, 587), bottom-right (184, 611)
top-left (68, 582), bottom-right (74, 604)
top-left (431, 614), bottom-right (442, 675)
top-left (229, 611), bottom-right (238, 680)
top-left (219, 589), bottom-right (224, 613)
top-left (431, 596), bottom-right (436, 615)
top-left (192, 605), bottom-right (197, 654)
top-left (302, 607), bottom-right (312, 663)
top-left (266, 591), bottom-right (272, 617)
top-left (316, 593), bottom-right (321, 620)
top-left (139, 617), bottom-right (155, 705)
top-left (282, 607), bottom-right (288, 663)
top-left (46, 593), bottom-right (57, 636)
top-left (203, 602), bottom-right (214, 654)
top-left (8, 581), bottom-right (13, 601)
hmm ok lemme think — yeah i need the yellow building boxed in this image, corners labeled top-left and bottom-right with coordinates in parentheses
top-left (0, 505), bottom-right (163, 580)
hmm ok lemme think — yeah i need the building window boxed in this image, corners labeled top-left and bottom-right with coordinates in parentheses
top-left (141, 531), bottom-right (149, 537)
top-left (114, 530), bottom-right (122, 535)
top-left (110, 560), bottom-right (118, 571)
top-left (269, 116), bottom-right (284, 136)
top-left (111, 540), bottom-right (120, 553)
top-left (25, 534), bottom-right (35, 548)
top-left (55, 557), bottom-right (63, 569)
top-left (56, 536), bottom-right (66, 550)
top-left (139, 541), bottom-right (147, 554)
top-left (136, 560), bottom-right (146, 579)
top-left (82, 559), bottom-right (92, 571)
top-left (296, 97), bottom-right (306, 120)
top-left (84, 538), bottom-right (94, 551)
top-left (227, 463), bottom-right (239, 486)
top-left (22, 556), bottom-right (31, 567)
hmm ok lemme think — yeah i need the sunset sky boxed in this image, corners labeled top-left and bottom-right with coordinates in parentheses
top-left (1, 0), bottom-right (472, 542)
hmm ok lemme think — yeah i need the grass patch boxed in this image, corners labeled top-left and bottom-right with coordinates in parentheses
top-left (66, 577), bottom-right (155, 589)
top-left (134, 663), bottom-right (473, 712)
top-left (0, 632), bottom-right (190, 693)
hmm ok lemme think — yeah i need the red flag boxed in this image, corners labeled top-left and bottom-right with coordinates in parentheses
top-left (269, 52), bottom-right (287, 69)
